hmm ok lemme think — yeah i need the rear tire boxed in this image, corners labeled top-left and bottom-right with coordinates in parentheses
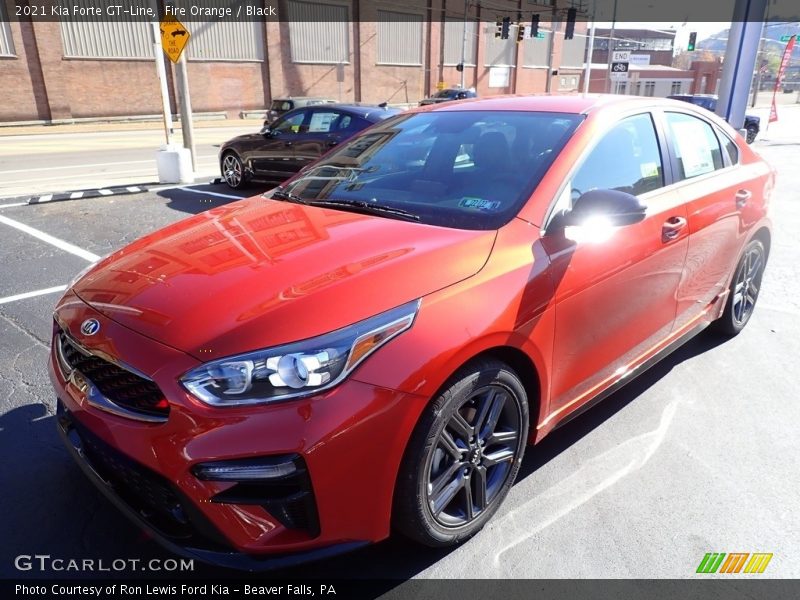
top-left (712, 239), bottom-right (766, 336)
top-left (393, 359), bottom-right (529, 547)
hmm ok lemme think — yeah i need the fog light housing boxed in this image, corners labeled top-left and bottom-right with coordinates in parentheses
top-left (192, 456), bottom-right (297, 481)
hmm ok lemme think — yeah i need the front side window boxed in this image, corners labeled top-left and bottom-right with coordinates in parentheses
top-left (665, 112), bottom-right (724, 180)
top-left (273, 110), bottom-right (308, 134)
top-left (275, 111), bottom-right (584, 230)
top-left (570, 113), bottom-right (664, 200)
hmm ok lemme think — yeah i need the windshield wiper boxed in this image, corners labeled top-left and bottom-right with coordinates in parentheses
top-left (303, 198), bottom-right (420, 222)
top-left (269, 187), bottom-right (308, 204)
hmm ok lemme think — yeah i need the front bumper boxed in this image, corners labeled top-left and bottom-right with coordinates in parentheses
top-left (55, 403), bottom-right (366, 571)
top-left (49, 291), bottom-right (430, 568)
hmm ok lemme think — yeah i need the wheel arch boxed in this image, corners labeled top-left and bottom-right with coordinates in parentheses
top-left (750, 226), bottom-right (771, 259)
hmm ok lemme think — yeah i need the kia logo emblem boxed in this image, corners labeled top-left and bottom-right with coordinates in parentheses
top-left (80, 319), bottom-right (100, 336)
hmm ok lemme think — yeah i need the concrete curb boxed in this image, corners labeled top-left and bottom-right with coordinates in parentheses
top-left (2, 183), bottom-right (158, 206)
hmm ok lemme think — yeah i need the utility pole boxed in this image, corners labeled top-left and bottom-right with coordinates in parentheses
top-left (544, 7), bottom-right (558, 93)
top-left (605, 0), bottom-right (618, 94)
top-left (583, 0), bottom-right (597, 94)
top-left (175, 53), bottom-right (197, 172)
top-left (148, 0), bottom-right (172, 144)
top-left (460, 0), bottom-right (469, 88)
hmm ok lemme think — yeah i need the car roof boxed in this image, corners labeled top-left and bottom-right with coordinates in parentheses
top-left (318, 104), bottom-right (403, 120)
top-left (273, 96), bottom-right (334, 101)
top-left (416, 93), bottom-right (684, 115)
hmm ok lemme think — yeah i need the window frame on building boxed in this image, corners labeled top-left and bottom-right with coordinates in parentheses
top-left (287, 0), bottom-right (350, 65)
top-left (443, 17), bottom-right (477, 67)
top-left (484, 23), bottom-right (517, 68)
top-left (376, 10), bottom-right (424, 66)
top-left (0, 3), bottom-right (15, 57)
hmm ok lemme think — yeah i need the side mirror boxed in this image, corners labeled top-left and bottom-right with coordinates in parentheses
top-left (261, 126), bottom-right (275, 137)
top-left (562, 189), bottom-right (646, 228)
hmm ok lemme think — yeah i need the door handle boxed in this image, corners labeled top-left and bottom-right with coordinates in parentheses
top-left (284, 141), bottom-right (293, 147)
top-left (662, 216), bottom-right (687, 242)
top-left (326, 139), bottom-right (339, 147)
top-left (735, 189), bottom-right (751, 209)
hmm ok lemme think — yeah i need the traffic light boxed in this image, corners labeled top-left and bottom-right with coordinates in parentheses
top-left (530, 14), bottom-right (540, 39)
top-left (687, 31), bottom-right (697, 51)
top-left (517, 22), bottom-right (526, 43)
top-left (565, 7), bottom-right (576, 40)
top-left (501, 17), bottom-right (511, 40)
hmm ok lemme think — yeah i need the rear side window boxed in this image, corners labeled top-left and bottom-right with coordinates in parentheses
top-left (307, 111), bottom-right (341, 133)
top-left (665, 112), bottom-right (724, 180)
top-left (719, 132), bottom-right (739, 165)
top-left (571, 113), bottom-right (664, 199)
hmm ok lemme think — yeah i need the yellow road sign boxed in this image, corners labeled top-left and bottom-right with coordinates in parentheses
top-left (159, 16), bottom-right (190, 63)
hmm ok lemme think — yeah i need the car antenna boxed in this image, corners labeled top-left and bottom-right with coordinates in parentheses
top-left (378, 102), bottom-right (388, 109)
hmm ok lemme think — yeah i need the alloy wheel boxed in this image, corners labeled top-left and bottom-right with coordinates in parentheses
top-left (732, 244), bottom-right (764, 326)
top-left (222, 154), bottom-right (243, 188)
top-left (425, 384), bottom-right (523, 527)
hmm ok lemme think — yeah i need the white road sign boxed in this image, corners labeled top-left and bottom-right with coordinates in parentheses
top-left (612, 50), bottom-right (630, 62)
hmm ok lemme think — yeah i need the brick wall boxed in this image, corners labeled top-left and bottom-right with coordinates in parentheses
top-left (2, 1), bottom-right (591, 122)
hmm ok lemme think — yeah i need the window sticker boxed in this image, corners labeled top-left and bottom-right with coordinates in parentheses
top-left (640, 161), bottom-right (660, 179)
top-left (670, 120), bottom-right (715, 178)
top-left (308, 112), bottom-right (337, 133)
top-left (459, 197), bottom-right (501, 211)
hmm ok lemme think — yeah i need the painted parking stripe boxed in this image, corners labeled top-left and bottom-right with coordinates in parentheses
top-left (0, 285), bottom-right (67, 305)
top-left (177, 186), bottom-right (246, 200)
top-left (0, 214), bottom-right (100, 262)
top-left (178, 187), bottom-right (247, 200)
top-left (69, 191), bottom-right (84, 199)
top-left (98, 189), bottom-right (113, 195)
top-left (0, 202), bottom-right (28, 209)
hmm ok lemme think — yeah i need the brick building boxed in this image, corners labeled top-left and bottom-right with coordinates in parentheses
top-left (585, 27), bottom-right (722, 97)
top-left (0, 0), bottom-right (589, 123)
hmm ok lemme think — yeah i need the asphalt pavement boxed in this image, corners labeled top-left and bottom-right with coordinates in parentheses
top-left (0, 132), bottom-right (798, 582)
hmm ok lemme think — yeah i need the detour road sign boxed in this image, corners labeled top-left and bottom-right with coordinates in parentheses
top-left (160, 16), bottom-right (190, 63)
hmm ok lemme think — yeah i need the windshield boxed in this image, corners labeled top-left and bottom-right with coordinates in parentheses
top-left (271, 100), bottom-right (293, 112)
top-left (274, 110), bottom-right (583, 230)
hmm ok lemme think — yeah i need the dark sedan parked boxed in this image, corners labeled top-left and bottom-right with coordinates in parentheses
top-left (668, 94), bottom-right (760, 144)
top-left (220, 104), bottom-right (402, 189)
top-left (419, 87), bottom-right (477, 106)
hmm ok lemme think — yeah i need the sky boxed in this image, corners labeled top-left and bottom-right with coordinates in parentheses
top-left (594, 22), bottom-right (731, 48)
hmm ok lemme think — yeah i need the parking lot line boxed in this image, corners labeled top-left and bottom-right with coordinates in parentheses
top-left (0, 285), bottom-right (67, 305)
top-left (0, 202), bottom-right (28, 209)
top-left (177, 186), bottom-right (247, 200)
top-left (0, 214), bottom-right (100, 262)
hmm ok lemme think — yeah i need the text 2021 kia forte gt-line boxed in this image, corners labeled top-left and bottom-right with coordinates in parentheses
top-left (50, 95), bottom-right (773, 569)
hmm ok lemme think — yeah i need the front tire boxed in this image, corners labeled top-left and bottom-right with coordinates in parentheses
top-left (712, 239), bottom-right (766, 336)
top-left (221, 152), bottom-right (247, 190)
top-left (394, 359), bottom-right (529, 547)
top-left (746, 126), bottom-right (758, 144)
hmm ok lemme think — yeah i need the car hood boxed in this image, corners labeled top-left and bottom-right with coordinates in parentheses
top-left (223, 133), bottom-right (262, 146)
top-left (73, 198), bottom-right (496, 360)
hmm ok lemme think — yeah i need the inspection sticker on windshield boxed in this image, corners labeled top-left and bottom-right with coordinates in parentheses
top-left (459, 197), bottom-right (500, 211)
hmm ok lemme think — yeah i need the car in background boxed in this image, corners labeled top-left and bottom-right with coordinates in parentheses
top-left (265, 97), bottom-right (336, 125)
top-left (220, 104), bottom-right (402, 189)
top-left (54, 95), bottom-right (773, 569)
top-left (419, 87), bottom-right (477, 106)
top-left (668, 94), bottom-right (760, 143)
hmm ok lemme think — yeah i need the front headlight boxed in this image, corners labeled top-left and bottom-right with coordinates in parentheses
top-left (181, 299), bottom-right (420, 407)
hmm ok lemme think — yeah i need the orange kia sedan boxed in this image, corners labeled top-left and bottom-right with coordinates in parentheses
top-left (51, 95), bottom-right (773, 569)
